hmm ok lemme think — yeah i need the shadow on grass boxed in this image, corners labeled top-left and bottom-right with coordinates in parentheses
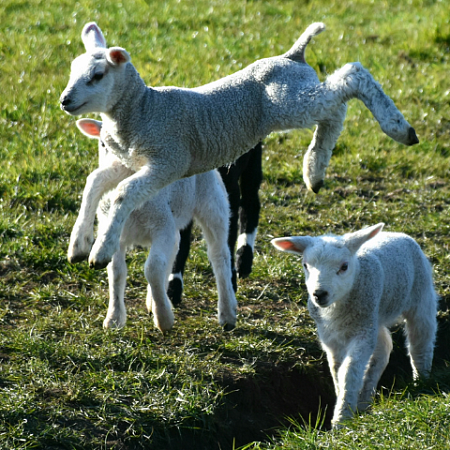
top-left (2, 301), bottom-right (448, 450)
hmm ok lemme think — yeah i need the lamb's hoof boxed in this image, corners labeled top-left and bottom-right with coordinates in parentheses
top-left (236, 245), bottom-right (253, 279)
top-left (406, 127), bottom-right (419, 146)
top-left (167, 278), bottom-right (183, 306)
top-left (89, 258), bottom-right (109, 270)
top-left (68, 253), bottom-right (88, 264)
top-left (103, 317), bottom-right (126, 329)
top-left (223, 323), bottom-right (236, 332)
top-left (311, 179), bottom-right (324, 194)
top-left (153, 315), bottom-right (175, 333)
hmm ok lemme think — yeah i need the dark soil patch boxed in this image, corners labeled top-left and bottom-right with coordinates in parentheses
top-left (160, 361), bottom-right (335, 450)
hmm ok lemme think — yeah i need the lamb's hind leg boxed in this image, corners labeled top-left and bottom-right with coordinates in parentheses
top-left (202, 222), bottom-right (237, 330)
top-left (236, 143), bottom-right (263, 277)
top-left (145, 229), bottom-right (179, 333)
top-left (302, 103), bottom-right (347, 193)
top-left (404, 298), bottom-right (437, 379)
top-left (167, 221), bottom-right (193, 306)
top-left (103, 244), bottom-right (128, 329)
top-left (195, 178), bottom-right (237, 330)
top-left (325, 63), bottom-right (419, 146)
top-left (357, 326), bottom-right (393, 410)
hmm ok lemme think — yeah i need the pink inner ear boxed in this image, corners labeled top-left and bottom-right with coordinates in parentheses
top-left (109, 49), bottom-right (128, 65)
top-left (274, 239), bottom-right (298, 251)
top-left (80, 121), bottom-right (101, 137)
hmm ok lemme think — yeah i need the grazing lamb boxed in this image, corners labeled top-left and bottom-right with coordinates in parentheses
top-left (271, 224), bottom-right (437, 427)
top-left (168, 142), bottom-right (263, 305)
top-left (60, 22), bottom-right (419, 271)
top-left (74, 118), bottom-right (237, 331)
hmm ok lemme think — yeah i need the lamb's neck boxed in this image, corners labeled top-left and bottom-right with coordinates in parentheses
top-left (104, 65), bottom-right (149, 131)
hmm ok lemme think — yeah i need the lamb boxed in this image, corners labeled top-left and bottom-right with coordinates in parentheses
top-left (73, 118), bottom-right (237, 332)
top-left (271, 224), bottom-right (437, 427)
top-left (60, 22), bottom-right (419, 271)
top-left (168, 142), bottom-right (263, 305)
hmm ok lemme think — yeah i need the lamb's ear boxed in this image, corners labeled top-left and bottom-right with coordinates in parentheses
top-left (76, 118), bottom-right (102, 139)
top-left (82, 22), bottom-right (107, 51)
top-left (106, 47), bottom-right (131, 66)
top-left (344, 223), bottom-right (384, 254)
top-left (271, 236), bottom-right (313, 255)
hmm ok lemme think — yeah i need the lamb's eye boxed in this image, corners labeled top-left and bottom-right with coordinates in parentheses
top-left (92, 72), bottom-right (104, 82)
top-left (303, 262), bottom-right (308, 271)
top-left (339, 262), bottom-right (348, 273)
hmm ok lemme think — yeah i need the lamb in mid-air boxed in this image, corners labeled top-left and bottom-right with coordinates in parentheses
top-left (60, 21), bottom-right (418, 270)
top-left (272, 224), bottom-right (437, 427)
top-left (73, 118), bottom-right (237, 332)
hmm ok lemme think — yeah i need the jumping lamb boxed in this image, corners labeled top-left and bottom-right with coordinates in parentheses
top-left (271, 223), bottom-right (437, 427)
top-left (168, 142), bottom-right (263, 305)
top-left (60, 22), bottom-right (419, 270)
top-left (73, 118), bottom-right (237, 332)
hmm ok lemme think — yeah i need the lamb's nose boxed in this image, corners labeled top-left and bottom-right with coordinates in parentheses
top-left (60, 95), bottom-right (71, 107)
top-left (407, 127), bottom-right (419, 146)
top-left (313, 289), bottom-right (329, 306)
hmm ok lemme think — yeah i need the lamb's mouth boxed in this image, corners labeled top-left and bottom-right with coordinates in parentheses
top-left (61, 102), bottom-right (87, 115)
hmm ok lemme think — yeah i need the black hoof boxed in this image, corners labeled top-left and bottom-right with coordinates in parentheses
top-left (311, 179), bottom-right (324, 194)
top-left (223, 323), bottom-right (236, 332)
top-left (236, 245), bottom-right (253, 278)
top-left (168, 278), bottom-right (183, 306)
top-left (89, 260), bottom-right (109, 270)
top-left (68, 254), bottom-right (88, 264)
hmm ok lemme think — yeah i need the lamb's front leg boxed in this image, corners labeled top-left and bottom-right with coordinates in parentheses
top-left (322, 342), bottom-right (346, 399)
top-left (302, 103), bottom-right (347, 193)
top-left (68, 164), bottom-right (132, 263)
top-left (332, 335), bottom-right (376, 428)
top-left (325, 63), bottom-right (419, 146)
top-left (89, 164), bottom-right (181, 269)
top-left (357, 326), bottom-right (393, 410)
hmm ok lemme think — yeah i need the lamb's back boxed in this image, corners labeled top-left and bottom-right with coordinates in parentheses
top-left (357, 232), bottom-right (430, 319)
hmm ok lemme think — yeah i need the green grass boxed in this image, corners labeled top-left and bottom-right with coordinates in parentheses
top-left (1, 0), bottom-right (450, 448)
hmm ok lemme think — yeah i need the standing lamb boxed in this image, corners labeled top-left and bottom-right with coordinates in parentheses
top-left (74, 118), bottom-right (237, 332)
top-left (60, 22), bottom-right (419, 271)
top-left (271, 224), bottom-right (437, 427)
top-left (168, 142), bottom-right (263, 305)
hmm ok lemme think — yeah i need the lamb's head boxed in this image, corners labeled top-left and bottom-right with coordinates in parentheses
top-left (377, 107), bottom-right (419, 146)
top-left (271, 223), bottom-right (384, 308)
top-left (60, 22), bottom-right (131, 116)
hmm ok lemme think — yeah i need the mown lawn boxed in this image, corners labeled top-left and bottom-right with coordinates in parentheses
top-left (1, 0), bottom-right (450, 449)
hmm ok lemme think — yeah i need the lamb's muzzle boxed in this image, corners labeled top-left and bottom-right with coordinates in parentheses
top-left (407, 127), bottom-right (419, 145)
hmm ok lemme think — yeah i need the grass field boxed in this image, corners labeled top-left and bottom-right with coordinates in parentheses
top-left (1, 0), bottom-right (450, 448)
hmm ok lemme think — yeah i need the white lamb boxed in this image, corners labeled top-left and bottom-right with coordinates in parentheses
top-left (74, 118), bottom-right (237, 332)
top-left (60, 22), bottom-right (419, 270)
top-left (271, 223), bottom-right (437, 427)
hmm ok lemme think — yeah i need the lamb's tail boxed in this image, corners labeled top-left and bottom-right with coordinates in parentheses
top-left (283, 22), bottom-right (325, 63)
